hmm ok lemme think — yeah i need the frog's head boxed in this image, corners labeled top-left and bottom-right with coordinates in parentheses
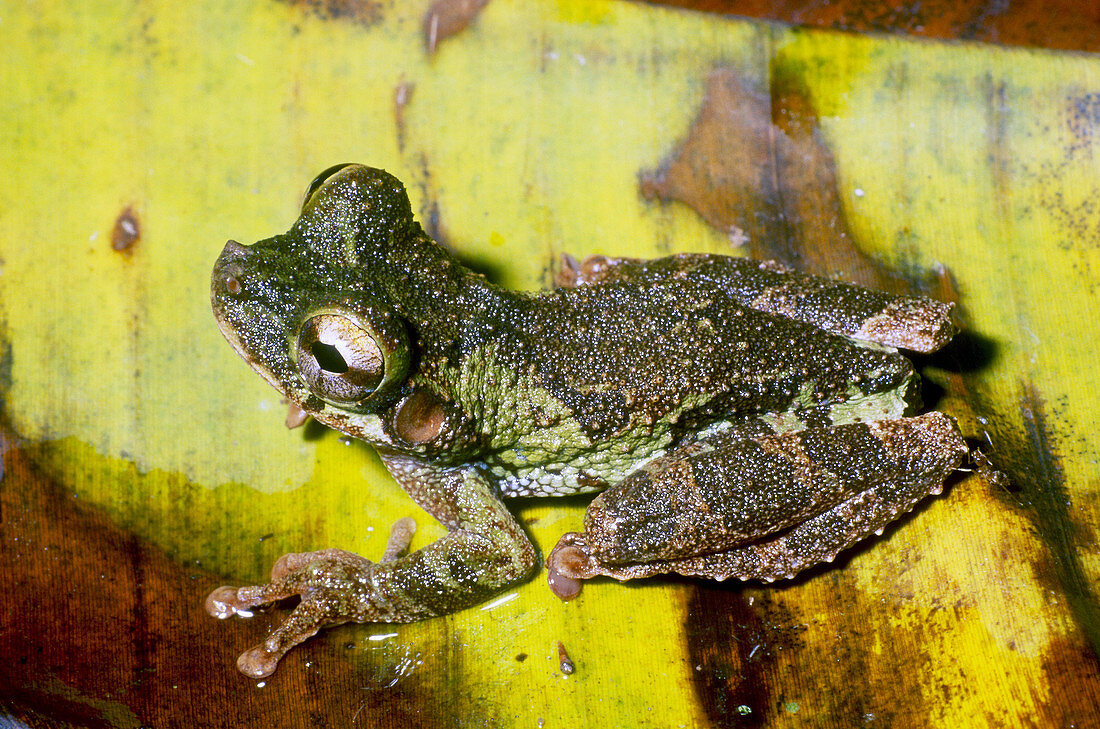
top-left (211, 165), bottom-right (415, 433)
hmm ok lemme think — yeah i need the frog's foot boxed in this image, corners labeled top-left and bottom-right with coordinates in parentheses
top-left (546, 533), bottom-right (594, 600)
top-left (204, 517), bottom-right (417, 678)
top-left (547, 531), bottom-right (690, 598)
top-left (547, 412), bottom-right (968, 598)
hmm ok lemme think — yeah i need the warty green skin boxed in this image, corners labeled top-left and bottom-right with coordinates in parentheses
top-left (207, 164), bottom-right (967, 678)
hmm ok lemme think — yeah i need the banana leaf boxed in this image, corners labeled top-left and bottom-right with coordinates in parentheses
top-left (2, 0), bottom-right (1099, 726)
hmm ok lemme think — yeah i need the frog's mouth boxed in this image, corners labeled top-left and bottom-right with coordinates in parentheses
top-left (210, 239), bottom-right (304, 405)
top-left (212, 308), bottom-right (280, 387)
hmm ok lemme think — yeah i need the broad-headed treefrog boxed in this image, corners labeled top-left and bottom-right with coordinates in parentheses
top-left (207, 165), bottom-right (967, 677)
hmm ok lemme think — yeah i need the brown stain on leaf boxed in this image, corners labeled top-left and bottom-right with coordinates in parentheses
top-left (0, 420), bottom-right (450, 727)
top-left (642, 0), bottom-right (1100, 55)
top-left (276, 0), bottom-right (385, 26)
top-left (685, 587), bottom-right (775, 727)
top-left (423, 0), bottom-right (492, 54)
top-left (110, 206), bottom-right (140, 253)
top-left (686, 570), bottom-right (935, 725)
top-left (771, 576), bottom-right (910, 725)
top-left (640, 66), bottom-right (936, 297)
top-left (1040, 635), bottom-right (1100, 726)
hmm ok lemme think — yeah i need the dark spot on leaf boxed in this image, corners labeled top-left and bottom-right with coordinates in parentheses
top-left (556, 640), bottom-right (575, 675)
top-left (685, 587), bottom-right (773, 728)
top-left (111, 207), bottom-right (140, 253)
top-left (1038, 634), bottom-right (1100, 725)
top-left (1065, 92), bottom-right (1100, 152)
top-left (276, 0), bottom-right (384, 26)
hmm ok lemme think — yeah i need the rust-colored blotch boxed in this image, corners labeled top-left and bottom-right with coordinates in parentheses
top-left (111, 206), bottom-right (140, 252)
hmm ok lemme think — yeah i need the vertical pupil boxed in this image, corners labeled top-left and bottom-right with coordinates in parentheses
top-left (311, 342), bottom-right (348, 373)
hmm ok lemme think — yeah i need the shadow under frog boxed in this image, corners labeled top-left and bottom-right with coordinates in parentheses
top-left (206, 164), bottom-right (968, 678)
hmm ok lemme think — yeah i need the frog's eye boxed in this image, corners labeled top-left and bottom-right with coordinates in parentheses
top-left (301, 164), bottom-right (356, 212)
top-left (294, 311), bottom-right (408, 408)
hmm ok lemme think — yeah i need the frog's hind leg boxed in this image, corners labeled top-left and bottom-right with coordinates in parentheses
top-left (546, 412), bottom-right (966, 598)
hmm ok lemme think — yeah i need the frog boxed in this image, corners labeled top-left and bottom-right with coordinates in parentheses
top-left (206, 164), bottom-right (969, 678)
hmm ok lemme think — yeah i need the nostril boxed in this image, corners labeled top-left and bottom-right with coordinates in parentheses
top-left (223, 273), bottom-right (242, 295)
top-left (217, 262), bottom-right (244, 295)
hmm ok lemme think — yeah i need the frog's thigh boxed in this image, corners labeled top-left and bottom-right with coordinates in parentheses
top-left (549, 412), bottom-right (965, 584)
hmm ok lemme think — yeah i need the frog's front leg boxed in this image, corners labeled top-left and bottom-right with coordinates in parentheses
top-left (205, 459), bottom-right (536, 677)
top-left (546, 412), bottom-right (966, 599)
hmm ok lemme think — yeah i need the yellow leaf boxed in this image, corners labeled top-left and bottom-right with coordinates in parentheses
top-left (2, 0), bottom-right (1099, 725)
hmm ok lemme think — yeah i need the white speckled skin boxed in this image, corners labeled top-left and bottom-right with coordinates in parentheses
top-left (207, 165), bottom-right (966, 676)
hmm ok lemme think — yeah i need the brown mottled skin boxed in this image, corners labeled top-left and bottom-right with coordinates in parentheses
top-left (207, 165), bottom-right (968, 677)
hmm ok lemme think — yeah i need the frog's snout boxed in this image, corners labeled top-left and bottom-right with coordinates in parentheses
top-left (212, 240), bottom-right (251, 303)
top-left (212, 240), bottom-right (251, 290)
top-left (220, 238), bottom-right (249, 259)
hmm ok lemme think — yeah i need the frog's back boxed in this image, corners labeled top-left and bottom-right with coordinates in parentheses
top-left (450, 278), bottom-right (916, 497)
top-left (504, 279), bottom-right (914, 434)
